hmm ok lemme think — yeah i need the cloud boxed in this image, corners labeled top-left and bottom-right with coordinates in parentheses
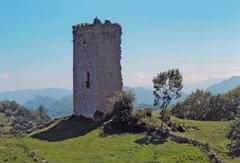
top-left (225, 66), bottom-right (240, 77)
top-left (0, 74), bottom-right (10, 80)
top-left (135, 73), bottom-right (153, 79)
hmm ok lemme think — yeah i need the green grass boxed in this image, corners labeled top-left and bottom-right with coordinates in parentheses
top-left (0, 113), bottom-right (12, 133)
top-left (1, 114), bottom-right (240, 163)
top-left (170, 116), bottom-right (240, 163)
top-left (0, 116), bottom-right (210, 163)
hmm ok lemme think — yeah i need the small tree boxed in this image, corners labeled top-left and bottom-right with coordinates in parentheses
top-left (153, 69), bottom-right (183, 128)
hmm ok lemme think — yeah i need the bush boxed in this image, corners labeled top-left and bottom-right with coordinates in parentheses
top-left (160, 110), bottom-right (171, 124)
top-left (133, 108), bottom-right (152, 119)
top-left (107, 91), bottom-right (135, 128)
top-left (143, 108), bottom-right (152, 118)
top-left (227, 119), bottom-right (240, 157)
top-left (133, 109), bottom-right (144, 119)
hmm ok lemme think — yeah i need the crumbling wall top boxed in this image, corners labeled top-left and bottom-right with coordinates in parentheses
top-left (72, 17), bottom-right (121, 34)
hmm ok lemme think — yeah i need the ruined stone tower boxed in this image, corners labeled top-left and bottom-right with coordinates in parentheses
top-left (72, 18), bottom-right (123, 119)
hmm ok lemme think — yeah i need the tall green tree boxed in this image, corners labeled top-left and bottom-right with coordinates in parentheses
top-left (153, 69), bottom-right (183, 127)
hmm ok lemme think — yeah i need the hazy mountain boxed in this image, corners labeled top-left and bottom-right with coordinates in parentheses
top-left (182, 78), bottom-right (224, 94)
top-left (1, 86), bottom-right (188, 118)
top-left (207, 76), bottom-right (240, 94)
top-left (124, 86), bottom-right (154, 105)
top-left (124, 86), bottom-right (188, 105)
top-left (23, 95), bottom-right (73, 118)
top-left (24, 96), bottom-right (56, 109)
top-left (0, 88), bottom-right (72, 104)
top-left (47, 95), bottom-right (73, 118)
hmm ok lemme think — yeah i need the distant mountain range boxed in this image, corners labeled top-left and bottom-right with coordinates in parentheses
top-left (1, 75), bottom-right (240, 118)
top-left (0, 88), bottom-right (72, 104)
top-left (24, 95), bottom-right (56, 109)
top-left (123, 86), bottom-right (188, 105)
top-left (23, 95), bottom-right (73, 118)
top-left (206, 76), bottom-right (240, 94)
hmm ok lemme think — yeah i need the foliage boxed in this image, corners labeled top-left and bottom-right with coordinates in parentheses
top-left (107, 91), bottom-right (135, 128)
top-left (0, 100), bottom-right (51, 133)
top-left (153, 69), bottom-right (183, 127)
top-left (134, 108), bottom-right (152, 119)
top-left (143, 107), bottom-right (152, 117)
top-left (171, 87), bottom-right (240, 121)
top-left (227, 119), bottom-right (240, 157)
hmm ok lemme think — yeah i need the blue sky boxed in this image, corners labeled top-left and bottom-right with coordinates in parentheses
top-left (1, 0), bottom-right (240, 92)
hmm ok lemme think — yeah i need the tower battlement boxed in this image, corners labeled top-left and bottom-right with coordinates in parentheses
top-left (72, 17), bottom-right (121, 34)
top-left (73, 18), bottom-right (123, 120)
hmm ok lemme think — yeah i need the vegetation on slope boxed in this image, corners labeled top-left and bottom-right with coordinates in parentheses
top-left (227, 118), bottom-right (240, 157)
top-left (0, 100), bottom-right (51, 133)
top-left (171, 87), bottom-right (240, 121)
top-left (0, 116), bottom-right (210, 163)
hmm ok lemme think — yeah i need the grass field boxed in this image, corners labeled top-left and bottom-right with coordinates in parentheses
top-left (0, 115), bottom-right (239, 163)
top-left (0, 130), bottom-right (211, 163)
top-left (0, 113), bottom-right (11, 133)
top-left (171, 117), bottom-right (240, 163)
top-left (0, 116), bottom-right (210, 163)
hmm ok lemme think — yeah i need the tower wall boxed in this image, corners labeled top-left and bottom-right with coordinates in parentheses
top-left (72, 19), bottom-right (122, 119)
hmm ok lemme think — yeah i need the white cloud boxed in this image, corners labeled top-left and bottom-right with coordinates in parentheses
top-left (0, 74), bottom-right (10, 80)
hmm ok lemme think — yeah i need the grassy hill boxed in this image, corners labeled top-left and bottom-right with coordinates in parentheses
top-left (0, 118), bottom-right (209, 163)
top-left (171, 117), bottom-right (240, 163)
top-left (0, 115), bottom-right (239, 163)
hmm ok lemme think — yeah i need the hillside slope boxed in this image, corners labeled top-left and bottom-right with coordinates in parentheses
top-left (0, 116), bottom-right (210, 163)
top-left (23, 96), bottom-right (56, 109)
top-left (207, 76), bottom-right (240, 94)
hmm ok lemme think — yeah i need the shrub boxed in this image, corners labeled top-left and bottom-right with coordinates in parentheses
top-left (227, 119), bottom-right (240, 157)
top-left (133, 109), bottom-right (144, 119)
top-left (143, 108), bottom-right (152, 118)
top-left (107, 91), bottom-right (135, 128)
top-left (160, 110), bottom-right (171, 124)
top-left (133, 108), bottom-right (152, 119)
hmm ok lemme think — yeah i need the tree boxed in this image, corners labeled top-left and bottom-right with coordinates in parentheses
top-left (153, 69), bottom-right (183, 128)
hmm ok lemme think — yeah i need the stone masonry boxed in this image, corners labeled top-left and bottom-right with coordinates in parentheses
top-left (72, 18), bottom-right (123, 119)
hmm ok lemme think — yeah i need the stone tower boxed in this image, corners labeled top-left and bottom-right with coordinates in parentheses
top-left (72, 18), bottom-right (123, 119)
